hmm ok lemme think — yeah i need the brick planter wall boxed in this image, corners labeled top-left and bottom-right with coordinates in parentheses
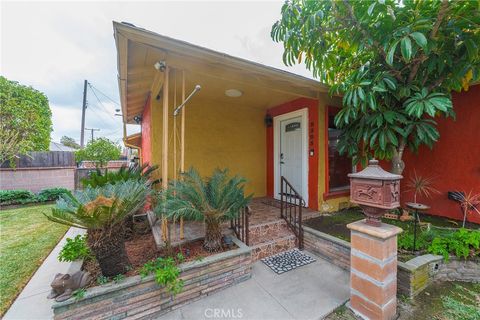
top-left (53, 237), bottom-right (251, 320)
top-left (435, 257), bottom-right (480, 282)
top-left (303, 226), bottom-right (480, 299)
top-left (398, 255), bottom-right (480, 298)
top-left (303, 226), bottom-right (351, 270)
top-left (0, 167), bottom-right (75, 192)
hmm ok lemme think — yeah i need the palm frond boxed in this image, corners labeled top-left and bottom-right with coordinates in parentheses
top-left (44, 180), bottom-right (151, 230)
top-left (81, 164), bottom-right (159, 188)
top-left (156, 167), bottom-right (252, 223)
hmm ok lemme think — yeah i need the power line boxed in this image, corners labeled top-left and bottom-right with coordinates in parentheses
top-left (87, 83), bottom-right (117, 122)
top-left (102, 128), bottom-right (122, 137)
top-left (85, 128), bottom-right (100, 143)
top-left (88, 83), bottom-right (120, 106)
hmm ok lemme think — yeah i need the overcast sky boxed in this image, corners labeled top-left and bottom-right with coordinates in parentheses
top-left (1, 1), bottom-right (313, 147)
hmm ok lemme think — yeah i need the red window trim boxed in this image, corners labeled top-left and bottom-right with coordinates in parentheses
top-left (323, 105), bottom-right (350, 201)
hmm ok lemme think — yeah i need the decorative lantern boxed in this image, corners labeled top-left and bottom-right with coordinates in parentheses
top-left (348, 159), bottom-right (403, 226)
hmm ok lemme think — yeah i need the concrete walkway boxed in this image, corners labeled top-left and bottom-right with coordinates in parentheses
top-left (4, 234), bottom-right (349, 320)
top-left (4, 228), bottom-right (85, 320)
top-left (158, 253), bottom-right (350, 320)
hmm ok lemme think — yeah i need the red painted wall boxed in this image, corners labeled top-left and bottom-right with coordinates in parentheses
top-left (141, 95), bottom-right (152, 166)
top-left (399, 85), bottom-right (480, 224)
top-left (266, 98), bottom-right (319, 210)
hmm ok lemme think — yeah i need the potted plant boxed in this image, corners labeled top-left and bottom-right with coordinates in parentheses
top-left (158, 168), bottom-right (252, 252)
top-left (44, 180), bottom-right (151, 277)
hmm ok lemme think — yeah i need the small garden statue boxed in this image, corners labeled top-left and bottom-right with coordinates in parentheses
top-left (47, 271), bottom-right (91, 302)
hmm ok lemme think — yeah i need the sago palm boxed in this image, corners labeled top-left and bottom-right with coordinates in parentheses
top-left (82, 163), bottom-right (159, 188)
top-left (158, 168), bottom-right (252, 252)
top-left (44, 180), bottom-right (151, 276)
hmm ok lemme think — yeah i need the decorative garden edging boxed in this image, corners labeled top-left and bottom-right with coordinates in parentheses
top-left (52, 237), bottom-right (252, 320)
top-left (303, 225), bottom-right (480, 299)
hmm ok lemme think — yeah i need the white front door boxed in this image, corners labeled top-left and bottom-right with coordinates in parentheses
top-left (274, 108), bottom-right (308, 206)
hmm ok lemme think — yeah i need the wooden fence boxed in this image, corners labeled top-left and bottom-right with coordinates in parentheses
top-left (1, 151), bottom-right (75, 168)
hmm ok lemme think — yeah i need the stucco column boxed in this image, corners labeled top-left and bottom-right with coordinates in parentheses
top-left (347, 220), bottom-right (402, 320)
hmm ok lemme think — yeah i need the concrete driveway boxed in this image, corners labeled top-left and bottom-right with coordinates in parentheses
top-left (158, 253), bottom-right (350, 320)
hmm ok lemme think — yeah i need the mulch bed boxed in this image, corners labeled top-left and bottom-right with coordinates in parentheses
top-left (83, 232), bottom-right (236, 286)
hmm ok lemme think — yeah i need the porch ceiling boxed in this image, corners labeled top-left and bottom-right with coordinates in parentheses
top-left (114, 21), bottom-right (329, 124)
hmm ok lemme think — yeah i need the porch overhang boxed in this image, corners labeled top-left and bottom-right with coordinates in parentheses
top-left (124, 132), bottom-right (141, 149)
top-left (113, 21), bottom-right (329, 125)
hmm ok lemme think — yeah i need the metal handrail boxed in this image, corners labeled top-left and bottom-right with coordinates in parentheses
top-left (280, 176), bottom-right (304, 250)
top-left (230, 206), bottom-right (250, 245)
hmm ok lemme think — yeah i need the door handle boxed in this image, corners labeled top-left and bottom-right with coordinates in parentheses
top-left (280, 161), bottom-right (285, 164)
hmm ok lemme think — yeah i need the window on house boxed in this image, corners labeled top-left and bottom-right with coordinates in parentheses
top-left (327, 109), bottom-right (351, 192)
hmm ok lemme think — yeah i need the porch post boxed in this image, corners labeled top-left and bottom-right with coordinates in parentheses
top-left (162, 66), bottom-right (169, 189)
top-left (347, 221), bottom-right (402, 320)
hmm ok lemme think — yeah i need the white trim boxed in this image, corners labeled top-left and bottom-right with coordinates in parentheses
top-left (273, 108), bottom-right (309, 207)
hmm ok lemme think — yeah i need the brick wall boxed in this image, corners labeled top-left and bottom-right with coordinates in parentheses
top-left (398, 255), bottom-right (480, 298)
top-left (303, 226), bottom-right (351, 270)
top-left (303, 226), bottom-right (479, 299)
top-left (0, 167), bottom-right (75, 192)
top-left (53, 238), bottom-right (252, 320)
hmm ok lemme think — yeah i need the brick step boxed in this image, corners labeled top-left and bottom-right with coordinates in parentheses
top-left (249, 223), bottom-right (293, 247)
top-left (249, 219), bottom-right (290, 245)
top-left (250, 234), bottom-right (297, 261)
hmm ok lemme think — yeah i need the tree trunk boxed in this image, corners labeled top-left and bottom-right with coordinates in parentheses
top-left (87, 228), bottom-right (130, 277)
top-left (391, 140), bottom-right (406, 175)
top-left (203, 217), bottom-right (222, 252)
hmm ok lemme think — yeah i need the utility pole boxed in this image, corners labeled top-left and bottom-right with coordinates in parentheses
top-left (80, 80), bottom-right (88, 148)
top-left (84, 128), bottom-right (100, 143)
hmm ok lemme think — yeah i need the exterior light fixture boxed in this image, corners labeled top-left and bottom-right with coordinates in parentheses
top-left (225, 89), bottom-right (243, 97)
top-left (154, 61), bottom-right (166, 72)
top-left (264, 114), bottom-right (273, 127)
top-left (133, 115), bottom-right (142, 124)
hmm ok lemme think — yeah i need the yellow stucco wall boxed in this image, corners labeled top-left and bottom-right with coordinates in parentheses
top-left (150, 93), bottom-right (266, 197)
top-left (147, 80), bottom-right (350, 211)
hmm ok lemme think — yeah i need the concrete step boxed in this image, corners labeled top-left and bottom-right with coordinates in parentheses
top-left (250, 234), bottom-right (297, 261)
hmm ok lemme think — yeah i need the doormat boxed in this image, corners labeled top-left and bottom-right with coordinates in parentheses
top-left (261, 249), bottom-right (316, 274)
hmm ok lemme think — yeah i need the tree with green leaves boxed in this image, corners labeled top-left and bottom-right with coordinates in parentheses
top-left (75, 137), bottom-right (121, 167)
top-left (60, 136), bottom-right (81, 150)
top-left (272, 0), bottom-right (480, 173)
top-left (0, 76), bottom-right (52, 166)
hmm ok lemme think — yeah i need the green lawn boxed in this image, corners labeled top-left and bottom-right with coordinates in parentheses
top-left (0, 205), bottom-right (68, 315)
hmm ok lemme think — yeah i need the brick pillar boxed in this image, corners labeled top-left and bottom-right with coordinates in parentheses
top-left (347, 220), bottom-right (402, 320)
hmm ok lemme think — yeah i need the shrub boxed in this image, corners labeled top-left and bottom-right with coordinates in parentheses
top-left (81, 164), bottom-right (158, 188)
top-left (58, 235), bottom-right (91, 262)
top-left (158, 168), bottom-right (252, 252)
top-left (38, 188), bottom-right (71, 202)
top-left (140, 254), bottom-right (184, 295)
top-left (398, 229), bottom-right (436, 251)
top-left (0, 190), bottom-right (38, 206)
top-left (44, 180), bottom-right (151, 277)
top-left (428, 229), bottom-right (480, 261)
